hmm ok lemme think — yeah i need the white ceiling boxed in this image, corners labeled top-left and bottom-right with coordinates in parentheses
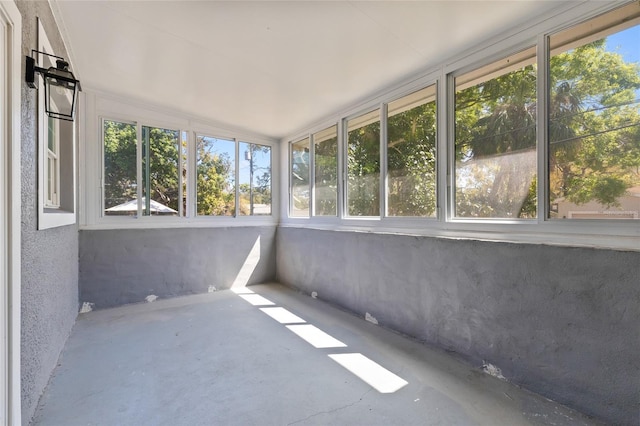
top-left (52, 1), bottom-right (570, 139)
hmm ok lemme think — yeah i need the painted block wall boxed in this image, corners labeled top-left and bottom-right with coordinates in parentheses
top-left (276, 227), bottom-right (640, 425)
top-left (79, 227), bottom-right (277, 309)
top-left (15, 0), bottom-right (80, 423)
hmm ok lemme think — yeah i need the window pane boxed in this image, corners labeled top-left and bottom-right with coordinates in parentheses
top-left (387, 85), bottom-right (437, 217)
top-left (142, 126), bottom-right (180, 216)
top-left (313, 125), bottom-right (338, 216)
top-left (104, 120), bottom-right (137, 216)
top-left (239, 142), bottom-right (271, 216)
top-left (291, 137), bottom-right (310, 217)
top-left (181, 131), bottom-right (188, 217)
top-left (195, 135), bottom-right (236, 216)
top-left (454, 47), bottom-right (537, 218)
top-left (549, 4), bottom-right (640, 220)
top-left (347, 110), bottom-right (380, 217)
top-left (48, 116), bottom-right (56, 152)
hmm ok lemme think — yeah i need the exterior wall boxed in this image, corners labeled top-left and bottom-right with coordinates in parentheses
top-left (276, 227), bottom-right (640, 425)
top-left (15, 1), bottom-right (79, 423)
top-left (79, 227), bottom-right (277, 309)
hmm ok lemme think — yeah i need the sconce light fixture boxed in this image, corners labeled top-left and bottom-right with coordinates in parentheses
top-left (26, 50), bottom-right (81, 121)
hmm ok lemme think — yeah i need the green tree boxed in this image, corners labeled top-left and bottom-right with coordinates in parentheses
top-left (387, 100), bottom-right (437, 216)
top-left (196, 137), bottom-right (234, 216)
top-left (314, 134), bottom-right (338, 215)
top-left (549, 39), bottom-right (640, 209)
top-left (104, 120), bottom-right (137, 211)
top-left (142, 126), bottom-right (180, 214)
top-left (348, 120), bottom-right (380, 216)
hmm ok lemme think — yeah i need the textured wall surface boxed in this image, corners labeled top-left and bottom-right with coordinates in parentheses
top-left (276, 227), bottom-right (640, 425)
top-left (15, 1), bottom-right (80, 423)
top-left (80, 227), bottom-right (277, 309)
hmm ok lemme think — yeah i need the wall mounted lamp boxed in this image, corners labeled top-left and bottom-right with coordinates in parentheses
top-left (26, 50), bottom-right (81, 121)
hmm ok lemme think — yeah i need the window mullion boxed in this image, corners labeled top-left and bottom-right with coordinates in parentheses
top-left (234, 138), bottom-right (240, 218)
top-left (309, 135), bottom-right (315, 218)
top-left (537, 33), bottom-right (548, 224)
top-left (338, 118), bottom-right (346, 219)
top-left (445, 72), bottom-right (456, 222)
top-left (380, 104), bottom-right (388, 218)
top-left (136, 123), bottom-right (142, 218)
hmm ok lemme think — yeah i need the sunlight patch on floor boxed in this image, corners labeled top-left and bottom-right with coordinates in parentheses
top-left (329, 353), bottom-right (408, 393)
top-left (239, 294), bottom-right (275, 306)
top-left (286, 324), bottom-right (347, 349)
top-left (260, 307), bottom-right (306, 324)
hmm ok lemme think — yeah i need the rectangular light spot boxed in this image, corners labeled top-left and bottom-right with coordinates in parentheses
top-left (260, 307), bottom-right (306, 324)
top-left (329, 353), bottom-right (408, 393)
top-left (238, 294), bottom-right (275, 306)
top-left (286, 324), bottom-right (347, 349)
top-left (231, 287), bottom-right (255, 294)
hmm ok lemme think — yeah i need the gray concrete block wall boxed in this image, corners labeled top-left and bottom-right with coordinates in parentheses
top-left (79, 227), bottom-right (277, 309)
top-left (276, 227), bottom-right (640, 425)
top-left (15, 1), bottom-right (80, 423)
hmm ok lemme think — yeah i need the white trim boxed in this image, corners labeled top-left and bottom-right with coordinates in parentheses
top-left (0, 1), bottom-right (22, 423)
top-left (83, 91), bottom-right (279, 228)
top-left (36, 20), bottom-right (76, 230)
top-left (279, 0), bottom-right (640, 252)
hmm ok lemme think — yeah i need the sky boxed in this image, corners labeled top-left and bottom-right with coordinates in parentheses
top-left (199, 136), bottom-right (271, 186)
top-left (605, 25), bottom-right (640, 64)
top-left (605, 24), bottom-right (640, 99)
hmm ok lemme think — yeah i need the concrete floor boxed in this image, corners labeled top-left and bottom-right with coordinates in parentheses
top-left (33, 284), bottom-right (600, 426)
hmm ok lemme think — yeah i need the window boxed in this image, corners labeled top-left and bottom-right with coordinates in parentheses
top-left (347, 109), bottom-right (380, 217)
top-left (103, 120), bottom-right (136, 216)
top-left (290, 137), bottom-right (310, 217)
top-left (313, 125), bottom-right (338, 216)
top-left (548, 3), bottom-right (640, 220)
top-left (387, 85), bottom-right (437, 217)
top-left (46, 116), bottom-right (60, 208)
top-left (103, 122), bottom-right (182, 217)
top-left (102, 118), bottom-right (273, 220)
top-left (454, 47), bottom-right (537, 219)
top-left (239, 142), bottom-right (272, 216)
top-left (37, 19), bottom-right (76, 229)
top-left (196, 135), bottom-right (236, 216)
top-left (141, 126), bottom-right (180, 216)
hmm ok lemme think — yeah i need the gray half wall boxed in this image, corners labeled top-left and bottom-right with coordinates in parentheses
top-left (276, 227), bottom-right (640, 425)
top-left (80, 226), bottom-right (276, 309)
top-left (16, 0), bottom-right (80, 423)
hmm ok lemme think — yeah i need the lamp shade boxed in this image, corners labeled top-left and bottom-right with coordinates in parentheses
top-left (43, 63), bottom-right (78, 121)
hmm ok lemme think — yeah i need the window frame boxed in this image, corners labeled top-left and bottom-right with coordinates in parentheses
top-left (280, 1), bottom-right (639, 251)
top-left (82, 92), bottom-right (278, 229)
top-left (194, 133), bottom-right (238, 218)
top-left (344, 107), bottom-right (383, 219)
top-left (384, 83), bottom-right (439, 219)
top-left (312, 124), bottom-right (339, 218)
top-left (289, 136), bottom-right (311, 218)
top-left (37, 19), bottom-right (76, 230)
top-left (449, 44), bottom-right (538, 222)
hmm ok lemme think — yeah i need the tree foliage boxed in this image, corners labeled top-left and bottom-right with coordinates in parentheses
top-left (196, 137), bottom-right (235, 216)
top-left (387, 100), bottom-right (437, 216)
top-left (454, 37), bottom-right (640, 218)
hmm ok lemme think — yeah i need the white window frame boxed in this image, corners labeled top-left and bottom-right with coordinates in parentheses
top-left (279, 1), bottom-right (639, 251)
top-left (45, 116), bottom-right (60, 208)
top-left (37, 20), bottom-right (76, 229)
top-left (81, 92), bottom-right (279, 229)
top-left (343, 107), bottom-right (383, 219)
top-left (289, 136), bottom-right (311, 218)
top-left (193, 132), bottom-right (238, 218)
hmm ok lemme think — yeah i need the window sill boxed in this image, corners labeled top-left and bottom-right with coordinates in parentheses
top-left (80, 215), bottom-right (278, 230)
top-left (278, 218), bottom-right (640, 252)
top-left (39, 209), bottom-right (76, 230)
